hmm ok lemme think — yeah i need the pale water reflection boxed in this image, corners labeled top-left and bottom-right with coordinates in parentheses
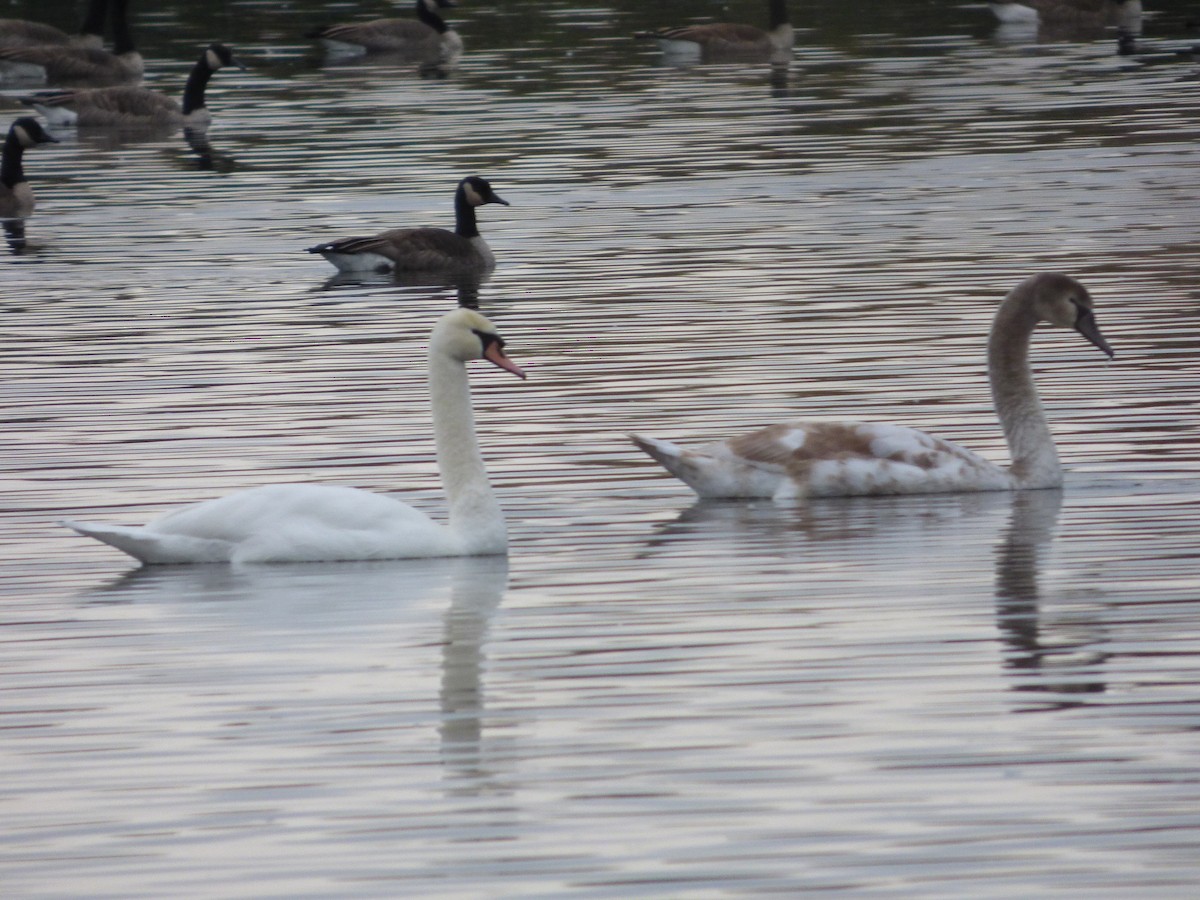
top-left (3, 0), bottom-right (1200, 895)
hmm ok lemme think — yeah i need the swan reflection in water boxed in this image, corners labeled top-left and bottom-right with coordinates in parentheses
top-left (80, 555), bottom-right (508, 775)
top-left (642, 488), bottom-right (1108, 708)
top-left (994, 489), bottom-right (1109, 709)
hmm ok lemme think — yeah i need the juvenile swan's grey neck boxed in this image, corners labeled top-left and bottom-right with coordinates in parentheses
top-left (988, 290), bottom-right (1060, 488)
top-left (428, 348), bottom-right (506, 554)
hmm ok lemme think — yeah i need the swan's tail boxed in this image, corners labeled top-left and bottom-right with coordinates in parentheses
top-left (61, 520), bottom-right (233, 565)
top-left (629, 433), bottom-right (687, 470)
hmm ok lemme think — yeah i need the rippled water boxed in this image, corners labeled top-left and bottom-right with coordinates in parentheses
top-left (4, 0), bottom-right (1200, 895)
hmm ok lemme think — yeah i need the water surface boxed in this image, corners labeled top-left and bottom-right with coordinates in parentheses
top-left (3, 0), bottom-right (1200, 895)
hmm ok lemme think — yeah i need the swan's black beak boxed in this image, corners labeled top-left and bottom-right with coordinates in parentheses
top-left (1075, 309), bottom-right (1114, 359)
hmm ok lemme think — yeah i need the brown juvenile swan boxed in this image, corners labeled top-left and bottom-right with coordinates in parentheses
top-left (631, 274), bottom-right (1115, 500)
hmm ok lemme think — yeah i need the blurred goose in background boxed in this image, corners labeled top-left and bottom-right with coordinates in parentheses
top-left (63, 308), bottom-right (527, 564)
top-left (307, 176), bottom-right (509, 275)
top-left (309, 0), bottom-right (462, 60)
top-left (0, 117), bottom-right (58, 219)
top-left (988, 0), bottom-right (1142, 28)
top-left (0, 0), bottom-right (141, 84)
top-left (0, 0), bottom-right (107, 50)
top-left (631, 274), bottom-right (1115, 500)
top-left (22, 43), bottom-right (243, 129)
top-left (635, 0), bottom-right (793, 62)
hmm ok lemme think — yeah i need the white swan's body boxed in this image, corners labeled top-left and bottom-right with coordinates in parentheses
top-left (64, 309), bottom-right (526, 564)
top-left (631, 274), bottom-right (1114, 501)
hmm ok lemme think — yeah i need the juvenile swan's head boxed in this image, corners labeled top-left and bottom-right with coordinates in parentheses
top-left (432, 308), bottom-right (526, 378)
top-left (1020, 272), bottom-right (1114, 359)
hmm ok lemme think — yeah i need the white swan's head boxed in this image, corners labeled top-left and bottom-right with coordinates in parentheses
top-left (1021, 272), bottom-right (1114, 359)
top-left (432, 308), bottom-right (526, 379)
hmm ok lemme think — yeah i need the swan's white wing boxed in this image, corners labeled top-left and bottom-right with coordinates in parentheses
top-left (633, 421), bottom-right (1013, 499)
top-left (68, 484), bottom-right (459, 564)
top-left (62, 520), bottom-right (235, 564)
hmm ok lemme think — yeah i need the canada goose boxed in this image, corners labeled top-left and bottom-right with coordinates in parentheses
top-left (631, 274), bottom-right (1115, 500)
top-left (21, 43), bottom-right (243, 129)
top-left (0, 117), bottom-right (58, 219)
top-left (635, 0), bottom-right (793, 61)
top-left (988, 0), bottom-right (1142, 27)
top-left (309, 0), bottom-right (462, 60)
top-left (63, 308), bottom-right (527, 564)
top-left (307, 176), bottom-right (510, 275)
top-left (0, 0), bottom-right (107, 50)
top-left (0, 0), bottom-right (141, 84)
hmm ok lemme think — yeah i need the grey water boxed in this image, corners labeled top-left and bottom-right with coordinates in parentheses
top-left (4, 0), bottom-right (1200, 895)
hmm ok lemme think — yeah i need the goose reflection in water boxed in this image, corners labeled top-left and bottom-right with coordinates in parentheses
top-left (80, 555), bottom-right (508, 782)
top-left (994, 489), bottom-right (1109, 709)
top-left (182, 126), bottom-right (238, 173)
top-left (316, 270), bottom-right (486, 312)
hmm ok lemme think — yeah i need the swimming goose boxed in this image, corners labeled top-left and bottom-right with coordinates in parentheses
top-left (309, 0), bottom-right (462, 60)
top-left (988, 0), bottom-right (1142, 27)
top-left (0, 117), bottom-right (58, 219)
top-left (21, 43), bottom-right (243, 129)
top-left (307, 176), bottom-right (509, 275)
top-left (0, 0), bottom-right (107, 50)
top-left (62, 308), bottom-right (526, 564)
top-left (0, 0), bottom-right (141, 84)
top-left (631, 274), bottom-right (1115, 500)
top-left (635, 0), bottom-right (793, 61)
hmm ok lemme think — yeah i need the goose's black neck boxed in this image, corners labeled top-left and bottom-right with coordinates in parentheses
top-left (768, 0), bottom-right (791, 29)
top-left (80, 0), bottom-right (108, 39)
top-left (110, 0), bottom-right (136, 55)
top-left (1, 131), bottom-right (28, 190)
top-left (181, 55), bottom-right (216, 115)
top-left (453, 187), bottom-right (479, 238)
top-left (416, 0), bottom-right (450, 35)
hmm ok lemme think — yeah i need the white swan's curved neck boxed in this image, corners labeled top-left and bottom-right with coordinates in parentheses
top-left (988, 298), bottom-right (1061, 489)
top-left (429, 351), bottom-right (506, 553)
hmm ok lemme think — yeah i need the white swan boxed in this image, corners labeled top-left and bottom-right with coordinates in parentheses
top-left (631, 273), bottom-right (1114, 501)
top-left (63, 308), bottom-right (526, 564)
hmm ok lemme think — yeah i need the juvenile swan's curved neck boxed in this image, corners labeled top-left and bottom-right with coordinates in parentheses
top-left (428, 348), bottom-right (506, 553)
top-left (988, 294), bottom-right (1061, 488)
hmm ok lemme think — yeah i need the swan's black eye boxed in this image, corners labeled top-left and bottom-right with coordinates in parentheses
top-left (471, 328), bottom-right (504, 351)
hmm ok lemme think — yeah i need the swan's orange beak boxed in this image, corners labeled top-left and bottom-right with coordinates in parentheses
top-left (484, 343), bottom-right (526, 379)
